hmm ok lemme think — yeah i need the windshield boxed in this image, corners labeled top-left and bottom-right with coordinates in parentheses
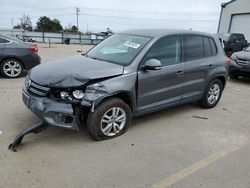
top-left (245, 46), bottom-right (250, 52)
top-left (87, 34), bottom-right (151, 66)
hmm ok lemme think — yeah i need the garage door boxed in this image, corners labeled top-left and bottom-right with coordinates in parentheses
top-left (230, 14), bottom-right (250, 42)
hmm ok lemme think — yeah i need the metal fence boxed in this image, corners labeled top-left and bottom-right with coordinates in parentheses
top-left (0, 29), bottom-right (106, 45)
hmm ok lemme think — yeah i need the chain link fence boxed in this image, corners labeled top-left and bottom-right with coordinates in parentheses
top-left (0, 29), bottom-right (107, 45)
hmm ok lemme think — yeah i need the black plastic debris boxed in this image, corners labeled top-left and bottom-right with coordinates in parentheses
top-left (192, 115), bottom-right (208, 120)
top-left (8, 122), bottom-right (49, 152)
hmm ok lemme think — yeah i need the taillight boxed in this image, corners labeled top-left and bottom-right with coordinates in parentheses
top-left (226, 57), bottom-right (231, 65)
top-left (28, 45), bottom-right (38, 53)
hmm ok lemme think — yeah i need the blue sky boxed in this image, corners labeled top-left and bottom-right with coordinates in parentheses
top-left (0, 0), bottom-right (226, 33)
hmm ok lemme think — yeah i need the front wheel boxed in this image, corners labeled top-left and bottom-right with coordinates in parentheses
top-left (199, 79), bottom-right (223, 108)
top-left (87, 98), bottom-right (131, 141)
top-left (0, 59), bottom-right (23, 78)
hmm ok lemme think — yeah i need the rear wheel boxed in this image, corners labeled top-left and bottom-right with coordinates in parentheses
top-left (199, 79), bottom-right (223, 108)
top-left (87, 98), bottom-right (131, 141)
top-left (0, 59), bottom-right (23, 78)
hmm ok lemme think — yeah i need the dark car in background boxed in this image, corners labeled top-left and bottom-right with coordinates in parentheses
top-left (217, 33), bottom-right (248, 57)
top-left (22, 29), bottom-right (228, 140)
top-left (0, 34), bottom-right (41, 78)
top-left (229, 45), bottom-right (250, 79)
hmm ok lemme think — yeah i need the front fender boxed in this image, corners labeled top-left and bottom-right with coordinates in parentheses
top-left (81, 73), bottom-right (137, 111)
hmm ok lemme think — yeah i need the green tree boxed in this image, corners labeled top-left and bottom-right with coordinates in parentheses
top-left (35, 16), bottom-right (63, 32)
top-left (52, 19), bottom-right (63, 31)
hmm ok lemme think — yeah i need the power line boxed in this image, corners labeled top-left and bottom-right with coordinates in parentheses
top-left (79, 13), bottom-right (218, 22)
top-left (78, 6), bottom-right (219, 16)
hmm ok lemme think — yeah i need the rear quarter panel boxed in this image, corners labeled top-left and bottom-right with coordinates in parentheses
top-left (3, 42), bottom-right (40, 70)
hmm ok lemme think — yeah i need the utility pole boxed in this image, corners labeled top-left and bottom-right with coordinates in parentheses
top-left (76, 7), bottom-right (80, 30)
top-left (11, 18), bottom-right (14, 36)
top-left (11, 18), bottom-right (14, 29)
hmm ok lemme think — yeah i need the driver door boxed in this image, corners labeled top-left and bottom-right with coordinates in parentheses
top-left (137, 36), bottom-right (185, 113)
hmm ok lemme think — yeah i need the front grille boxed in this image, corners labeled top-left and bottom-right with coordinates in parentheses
top-left (237, 59), bottom-right (250, 66)
top-left (28, 81), bottom-right (50, 97)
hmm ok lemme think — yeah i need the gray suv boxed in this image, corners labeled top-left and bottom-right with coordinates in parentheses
top-left (23, 29), bottom-right (228, 140)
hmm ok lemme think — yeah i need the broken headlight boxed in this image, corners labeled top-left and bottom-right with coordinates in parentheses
top-left (72, 90), bottom-right (85, 99)
top-left (60, 91), bottom-right (70, 99)
top-left (59, 90), bottom-right (85, 100)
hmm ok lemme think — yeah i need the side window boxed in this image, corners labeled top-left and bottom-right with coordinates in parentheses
top-left (145, 36), bottom-right (181, 66)
top-left (0, 38), bottom-right (5, 44)
top-left (229, 34), bottom-right (237, 42)
top-left (184, 35), bottom-right (203, 61)
top-left (203, 37), bottom-right (212, 57)
top-left (209, 38), bottom-right (217, 56)
top-left (0, 38), bottom-right (10, 44)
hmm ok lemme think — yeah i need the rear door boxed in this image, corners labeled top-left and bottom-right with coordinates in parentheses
top-left (181, 35), bottom-right (217, 103)
top-left (137, 36), bottom-right (185, 113)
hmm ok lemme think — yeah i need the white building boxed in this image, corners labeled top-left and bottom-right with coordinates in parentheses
top-left (218, 0), bottom-right (250, 41)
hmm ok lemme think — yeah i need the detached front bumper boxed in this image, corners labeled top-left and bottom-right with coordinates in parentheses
top-left (22, 89), bottom-right (80, 131)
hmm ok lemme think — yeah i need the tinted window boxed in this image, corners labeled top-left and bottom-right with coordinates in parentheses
top-left (203, 37), bottom-right (212, 57)
top-left (0, 38), bottom-right (5, 43)
top-left (184, 35), bottom-right (203, 61)
top-left (230, 34), bottom-right (237, 41)
top-left (0, 38), bottom-right (10, 44)
top-left (145, 36), bottom-right (181, 66)
top-left (209, 38), bottom-right (217, 56)
top-left (234, 34), bottom-right (244, 40)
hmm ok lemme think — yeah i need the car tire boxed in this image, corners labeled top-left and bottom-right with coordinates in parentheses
top-left (199, 79), bottom-right (223, 108)
top-left (0, 59), bottom-right (24, 78)
top-left (87, 98), bottom-right (131, 141)
top-left (229, 72), bottom-right (239, 80)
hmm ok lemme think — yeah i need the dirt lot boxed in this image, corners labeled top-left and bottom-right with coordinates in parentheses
top-left (0, 44), bottom-right (250, 188)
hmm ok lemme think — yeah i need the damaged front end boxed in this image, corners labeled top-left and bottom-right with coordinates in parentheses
top-left (22, 75), bottom-right (110, 131)
top-left (9, 75), bottom-right (114, 152)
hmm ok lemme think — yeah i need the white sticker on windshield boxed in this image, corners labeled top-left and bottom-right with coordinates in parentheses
top-left (124, 41), bottom-right (141, 49)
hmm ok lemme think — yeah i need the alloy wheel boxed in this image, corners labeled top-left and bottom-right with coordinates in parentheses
top-left (207, 83), bottom-right (220, 105)
top-left (101, 107), bottom-right (126, 136)
top-left (3, 60), bottom-right (22, 77)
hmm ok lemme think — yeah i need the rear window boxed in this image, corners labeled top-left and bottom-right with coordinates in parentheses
top-left (184, 35), bottom-right (217, 61)
top-left (0, 38), bottom-right (10, 44)
top-left (184, 35), bottom-right (204, 61)
top-left (233, 34), bottom-right (245, 40)
top-left (209, 38), bottom-right (217, 56)
top-left (203, 37), bottom-right (212, 57)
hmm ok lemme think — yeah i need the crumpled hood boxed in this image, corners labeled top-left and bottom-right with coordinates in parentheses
top-left (30, 55), bottom-right (124, 87)
top-left (231, 51), bottom-right (250, 60)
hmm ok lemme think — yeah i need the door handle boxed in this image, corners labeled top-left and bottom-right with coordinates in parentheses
top-left (176, 71), bottom-right (184, 75)
top-left (209, 64), bottom-right (214, 68)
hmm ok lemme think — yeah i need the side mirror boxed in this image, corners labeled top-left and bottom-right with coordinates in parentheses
top-left (144, 59), bottom-right (162, 71)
